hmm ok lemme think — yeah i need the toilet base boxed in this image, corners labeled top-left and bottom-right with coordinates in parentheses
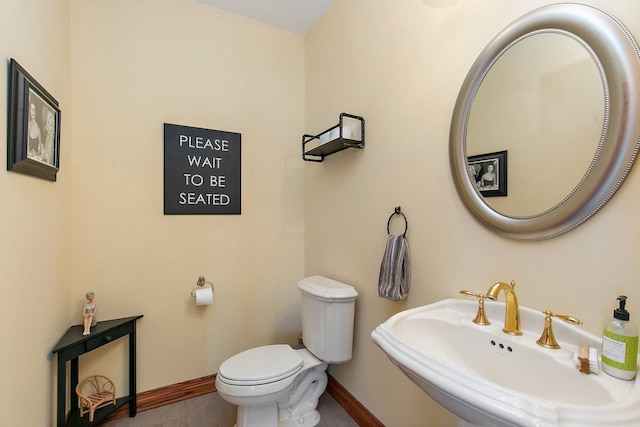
top-left (218, 347), bottom-right (331, 427)
top-left (227, 350), bottom-right (328, 427)
top-left (279, 409), bottom-right (320, 427)
top-left (235, 403), bottom-right (278, 427)
top-left (232, 409), bottom-right (321, 427)
top-left (277, 351), bottom-right (327, 427)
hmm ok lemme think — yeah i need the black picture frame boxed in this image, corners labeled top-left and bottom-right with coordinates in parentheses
top-left (467, 150), bottom-right (507, 197)
top-left (7, 58), bottom-right (61, 182)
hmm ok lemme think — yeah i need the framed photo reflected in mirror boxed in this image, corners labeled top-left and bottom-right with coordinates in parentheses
top-left (467, 150), bottom-right (507, 197)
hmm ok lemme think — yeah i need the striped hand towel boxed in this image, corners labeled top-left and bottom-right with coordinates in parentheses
top-left (378, 234), bottom-right (410, 301)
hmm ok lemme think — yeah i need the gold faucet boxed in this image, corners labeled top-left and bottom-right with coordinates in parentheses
top-left (486, 281), bottom-right (522, 335)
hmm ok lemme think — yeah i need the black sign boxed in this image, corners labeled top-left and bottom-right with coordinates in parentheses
top-left (164, 123), bottom-right (241, 214)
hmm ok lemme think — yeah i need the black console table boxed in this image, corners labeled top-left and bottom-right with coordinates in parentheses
top-left (52, 315), bottom-right (143, 427)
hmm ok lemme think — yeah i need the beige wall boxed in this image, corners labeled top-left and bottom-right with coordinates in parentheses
top-left (0, 0), bottom-right (72, 426)
top-left (2, 0), bottom-right (305, 425)
top-left (69, 0), bottom-right (305, 396)
top-left (305, 0), bottom-right (640, 426)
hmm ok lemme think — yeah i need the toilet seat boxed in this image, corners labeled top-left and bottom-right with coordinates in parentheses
top-left (218, 344), bottom-right (303, 386)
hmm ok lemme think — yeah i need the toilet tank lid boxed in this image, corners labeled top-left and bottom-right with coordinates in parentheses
top-left (297, 275), bottom-right (358, 301)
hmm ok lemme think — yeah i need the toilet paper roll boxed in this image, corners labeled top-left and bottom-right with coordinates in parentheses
top-left (194, 287), bottom-right (213, 306)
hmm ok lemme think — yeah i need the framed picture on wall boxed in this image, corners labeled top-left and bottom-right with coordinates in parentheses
top-left (467, 150), bottom-right (507, 197)
top-left (7, 58), bottom-right (61, 182)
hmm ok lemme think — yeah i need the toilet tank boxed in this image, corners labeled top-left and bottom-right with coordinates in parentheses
top-left (297, 275), bottom-right (358, 364)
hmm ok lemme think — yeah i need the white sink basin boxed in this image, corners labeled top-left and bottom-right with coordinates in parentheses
top-left (371, 298), bottom-right (640, 426)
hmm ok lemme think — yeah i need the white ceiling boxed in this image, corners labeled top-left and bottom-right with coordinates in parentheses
top-left (193, 0), bottom-right (334, 36)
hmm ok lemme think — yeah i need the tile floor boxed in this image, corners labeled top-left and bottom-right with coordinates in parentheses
top-left (99, 392), bottom-right (359, 427)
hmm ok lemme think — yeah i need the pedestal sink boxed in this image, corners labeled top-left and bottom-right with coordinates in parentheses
top-left (371, 299), bottom-right (640, 426)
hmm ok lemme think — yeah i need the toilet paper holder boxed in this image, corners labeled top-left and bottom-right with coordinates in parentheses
top-left (191, 275), bottom-right (213, 298)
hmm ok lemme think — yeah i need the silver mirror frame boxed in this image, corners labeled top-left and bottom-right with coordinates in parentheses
top-left (450, 3), bottom-right (640, 241)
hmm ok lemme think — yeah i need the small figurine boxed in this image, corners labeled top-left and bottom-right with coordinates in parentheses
top-left (82, 291), bottom-right (97, 336)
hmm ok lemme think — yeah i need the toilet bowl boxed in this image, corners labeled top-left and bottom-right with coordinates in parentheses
top-left (216, 345), bottom-right (328, 427)
top-left (215, 276), bottom-right (358, 427)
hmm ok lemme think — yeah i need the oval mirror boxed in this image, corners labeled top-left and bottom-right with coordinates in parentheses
top-left (450, 3), bottom-right (640, 240)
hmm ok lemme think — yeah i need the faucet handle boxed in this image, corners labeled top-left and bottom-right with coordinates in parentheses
top-left (459, 290), bottom-right (491, 325)
top-left (536, 310), bottom-right (583, 349)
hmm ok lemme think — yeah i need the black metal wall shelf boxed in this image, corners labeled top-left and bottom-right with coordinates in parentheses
top-left (302, 113), bottom-right (365, 162)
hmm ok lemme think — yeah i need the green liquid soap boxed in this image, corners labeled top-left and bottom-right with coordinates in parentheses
top-left (602, 295), bottom-right (639, 380)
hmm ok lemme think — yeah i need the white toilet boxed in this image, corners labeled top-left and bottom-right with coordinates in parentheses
top-left (215, 275), bottom-right (358, 427)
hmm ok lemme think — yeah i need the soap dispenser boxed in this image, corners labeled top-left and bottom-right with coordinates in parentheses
top-left (602, 296), bottom-right (639, 380)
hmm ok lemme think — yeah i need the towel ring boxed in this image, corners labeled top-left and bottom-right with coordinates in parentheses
top-left (387, 206), bottom-right (408, 237)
